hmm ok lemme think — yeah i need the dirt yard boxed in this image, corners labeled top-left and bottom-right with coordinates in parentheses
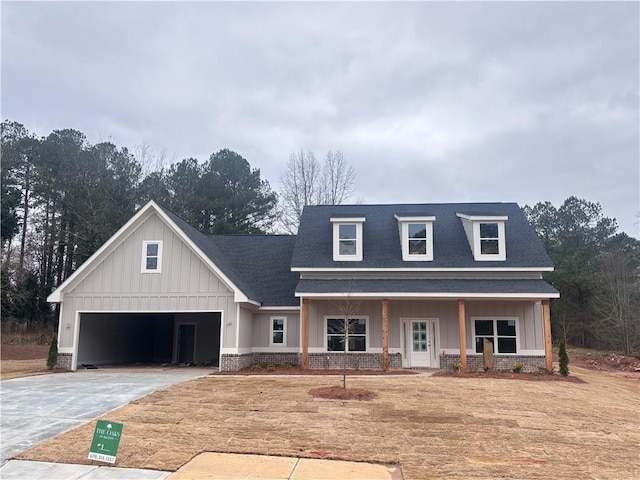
top-left (0, 345), bottom-right (52, 380)
top-left (15, 367), bottom-right (640, 479)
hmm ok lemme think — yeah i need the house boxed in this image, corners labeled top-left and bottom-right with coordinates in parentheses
top-left (47, 200), bottom-right (558, 372)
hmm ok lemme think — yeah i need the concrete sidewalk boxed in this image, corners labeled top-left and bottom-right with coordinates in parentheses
top-left (0, 453), bottom-right (402, 479)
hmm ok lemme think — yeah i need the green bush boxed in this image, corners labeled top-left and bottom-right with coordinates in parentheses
top-left (512, 362), bottom-right (524, 373)
top-left (559, 341), bottom-right (569, 376)
top-left (47, 334), bottom-right (58, 370)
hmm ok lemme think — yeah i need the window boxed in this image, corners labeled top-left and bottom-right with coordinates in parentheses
top-left (326, 317), bottom-right (367, 352)
top-left (331, 217), bottom-right (365, 261)
top-left (270, 317), bottom-right (287, 346)
top-left (479, 223), bottom-right (499, 255)
top-left (141, 241), bottom-right (162, 273)
top-left (456, 213), bottom-right (507, 261)
top-left (395, 215), bottom-right (435, 261)
top-left (474, 318), bottom-right (517, 354)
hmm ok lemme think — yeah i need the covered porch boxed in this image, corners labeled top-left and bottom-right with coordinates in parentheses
top-left (296, 279), bottom-right (558, 372)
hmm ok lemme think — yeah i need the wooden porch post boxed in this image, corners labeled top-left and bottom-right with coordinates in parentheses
top-left (302, 298), bottom-right (309, 369)
top-left (382, 299), bottom-right (389, 371)
top-left (542, 299), bottom-right (553, 371)
top-left (458, 299), bottom-right (467, 372)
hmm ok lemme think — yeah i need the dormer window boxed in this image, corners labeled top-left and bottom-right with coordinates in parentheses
top-left (395, 215), bottom-right (435, 261)
top-left (331, 217), bottom-right (365, 261)
top-left (456, 214), bottom-right (507, 261)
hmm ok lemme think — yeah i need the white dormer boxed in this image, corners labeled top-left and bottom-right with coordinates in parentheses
top-left (394, 215), bottom-right (436, 261)
top-left (456, 213), bottom-right (508, 261)
top-left (330, 217), bottom-right (365, 261)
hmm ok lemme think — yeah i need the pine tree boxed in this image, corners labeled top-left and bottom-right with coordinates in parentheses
top-left (47, 334), bottom-right (58, 369)
top-left (558, 341), bottom-right (569, 376)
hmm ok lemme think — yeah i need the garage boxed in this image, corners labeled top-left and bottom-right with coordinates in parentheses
top-left (76, 312), bottom-right (222, 367)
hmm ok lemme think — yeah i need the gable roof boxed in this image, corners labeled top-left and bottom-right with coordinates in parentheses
top-left (291, 202), bottom-right (554, 270)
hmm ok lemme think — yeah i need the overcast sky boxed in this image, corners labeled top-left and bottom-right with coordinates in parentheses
top-left (2, 1), bottom-right (639, 236)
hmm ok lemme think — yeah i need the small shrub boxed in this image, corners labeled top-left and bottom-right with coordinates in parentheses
top-left (47, 334), bottom-right (58, 370)
top-left (450, 361), bottom-right (463, 372)
top-left (559, 341), bottom-right (569, 376)
top-left (512, 362), bottom-right (524, 373)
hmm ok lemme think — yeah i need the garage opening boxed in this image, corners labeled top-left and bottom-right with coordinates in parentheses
top-left (77, 312), bottom-right (221, 367)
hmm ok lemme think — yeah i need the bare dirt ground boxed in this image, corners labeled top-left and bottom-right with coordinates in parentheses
top-left (0, 345), bottom-right (55, 380)
top-left (15, 366), bottom-right (640, 479)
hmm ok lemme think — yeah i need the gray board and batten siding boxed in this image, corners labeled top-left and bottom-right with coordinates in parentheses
top-left (56, 211), bottom-right (237, 355)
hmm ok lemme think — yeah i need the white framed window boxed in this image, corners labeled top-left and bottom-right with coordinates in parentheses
top-left (473, 317), bottom-right (518, 354)
top-left (395, 215), bottom-right (435, 261)
top-left (325, 316), bottom-right (368, 352)
top-left (141, 240), bottom-right (163, 273)
top-left (331, 217), bottom-right (365, 261)
top-left (269, 316), bottom-right (287, 346)
top-left (456, 214), bottom-right (507, 261)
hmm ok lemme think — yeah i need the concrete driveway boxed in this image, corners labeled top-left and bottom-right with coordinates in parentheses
top-left (0, 368), bottom-right (208, 463)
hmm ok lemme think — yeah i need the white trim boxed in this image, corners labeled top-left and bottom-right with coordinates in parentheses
top-left (324, 315), bottom-right (370, 352)
top-left (252, 347), bottom-right (300, 353)
top-left (366, 347), bottom-right (402, 354)
top-left (472, 316), bottom-right (519, 355)
top-left (47, 201), bottom-right (254, 304)
top-left (456, 213), bottom-right (509, 222)
top-left (333, 221), bottom-right (364, 262)
top-left (291, 267), bottom-right (555, 273)
top-left (473, 221), bottom-right (507, 261)
top-left (141, 240), bottom-right (163, 273)
top-left (235, 304), bottom-right (241, 349)
top-left (330, 217), bottom-right (366, 223)
top-left (269, 316), bottom-right (287, 347)
top-left (519, 349), bottom-right (545, 355)
top-left (296, 292), bottom-right (560, 299)
top-left (174, 322), bottom-right (197, 363)
top-left (258, 306), bottom-right (300, 311)
top-left (58, 347), bottom-right (74, 354)
top-left (400, 318), bottom-right (440, 368)
top-left (399, 220), bottom-right (434, 262)
top-left (394, 215), bottom-right (437, 222)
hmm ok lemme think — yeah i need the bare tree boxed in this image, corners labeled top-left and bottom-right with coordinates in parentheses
top-left (331, 282), bottom-right (362, 389)
top-left (278, 150), bottom-right (356, 234)
top-left (593, 249), bottom-right (640, 354)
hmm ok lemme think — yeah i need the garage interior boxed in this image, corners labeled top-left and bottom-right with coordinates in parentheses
top-left (77, 312), bottom-right (221, 367)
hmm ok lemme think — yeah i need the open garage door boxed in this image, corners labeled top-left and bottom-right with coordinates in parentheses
top-left (77, 312), bottom-right (221, 368)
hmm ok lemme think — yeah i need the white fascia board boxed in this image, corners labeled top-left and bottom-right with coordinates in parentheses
top-left (456, 213), bottom-right (509, 221)
top-left (47, 201), bottom-right (160, 303)
top-left (295, 292), bottom-right (560, 299)
top-left (291, 266), bottom-right (555, 273)
top-left (394, 215), bottom-right (436, 222)
top-left (330, 217), bottom-right (366, 223)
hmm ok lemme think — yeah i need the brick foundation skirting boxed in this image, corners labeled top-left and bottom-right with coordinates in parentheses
top-left (56, 353), bottom-right (73, 370)
top-left (440, 354), bottom-right (546, 373)
top-left (220, 353), bottom-right (254, 372)
top-left (220, 352), bottom-right (403, 371)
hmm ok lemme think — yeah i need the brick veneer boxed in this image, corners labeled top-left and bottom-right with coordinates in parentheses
top-left (56, 353), bottom-right (73, 370)
top-left (220, 353), bottom-right (254, 371)
top-left (440, 354), bottom-right (546, 373)
top-left (252, 352), bottom-right (300, 366)
top-left (307, 353), bottom-right (403, 370)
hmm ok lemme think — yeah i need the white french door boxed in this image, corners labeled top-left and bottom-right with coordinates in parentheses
top-left (401, 318), bottom-right (439, 368)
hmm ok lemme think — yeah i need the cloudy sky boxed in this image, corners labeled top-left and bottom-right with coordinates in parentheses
top-left (2, 1), bottom-right (639, 236)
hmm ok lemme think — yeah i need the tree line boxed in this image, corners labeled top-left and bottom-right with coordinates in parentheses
top-left (0, 120), bottom-right (355, 329)
top-left (2, 120), bottom-right (639, 354)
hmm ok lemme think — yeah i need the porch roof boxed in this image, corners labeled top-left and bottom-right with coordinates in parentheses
top-left (295, 278), bottom-right (559, 299)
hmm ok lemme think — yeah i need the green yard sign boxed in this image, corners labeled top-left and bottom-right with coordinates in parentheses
top-left (88, 420), bottom-right (123, 464)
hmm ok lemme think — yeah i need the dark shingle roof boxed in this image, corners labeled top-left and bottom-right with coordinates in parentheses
top-left (296, 278), bottom-right (559, 296)
top-left (291, 202), bottom-right (554, 269)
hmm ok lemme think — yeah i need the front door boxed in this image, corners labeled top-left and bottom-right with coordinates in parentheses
top-left (402, 318), bottom-right (439, 368)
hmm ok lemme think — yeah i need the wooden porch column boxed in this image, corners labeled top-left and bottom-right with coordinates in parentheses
top-left (457, 299), bottom-right (467, 372)
top-left (381, 299), bottom-right (389, 371)
top-left (302, 298), bottom-right (310, 369)
top-left (542, 299), bottom-right (553, 371)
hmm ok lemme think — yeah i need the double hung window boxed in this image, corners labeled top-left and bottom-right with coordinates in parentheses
top-left (141, 241), bottom-right (162, 273)
top-left (270, 317), bottom-right (287, 346)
